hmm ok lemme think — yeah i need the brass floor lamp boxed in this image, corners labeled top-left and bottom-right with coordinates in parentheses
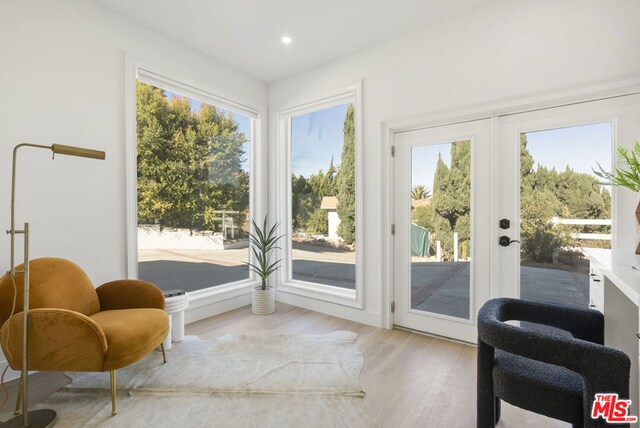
top-left (3, 143), bottom-right (105, 428)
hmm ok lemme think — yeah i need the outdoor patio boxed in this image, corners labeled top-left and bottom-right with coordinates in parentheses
top-left (409, 261), bottom-right (589, 320)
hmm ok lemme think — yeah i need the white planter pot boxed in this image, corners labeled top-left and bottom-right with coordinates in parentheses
top-left (252, 285), bottom-right (275, 315)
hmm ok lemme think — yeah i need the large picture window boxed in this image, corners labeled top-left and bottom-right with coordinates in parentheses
top-left (279, 86), bottom-right (362, 305)
top-left (135, 80), bottom-right (253, 293)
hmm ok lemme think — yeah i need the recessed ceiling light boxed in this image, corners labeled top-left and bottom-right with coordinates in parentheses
top-left (281, 36), bottom-right (293, 45)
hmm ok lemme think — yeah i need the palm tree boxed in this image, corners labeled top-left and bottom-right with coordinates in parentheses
top-left (411, 185), bottom-right (431, 200)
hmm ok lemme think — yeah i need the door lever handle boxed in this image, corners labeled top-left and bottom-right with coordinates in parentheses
top-left (499, 236), bottom-right (520, 247)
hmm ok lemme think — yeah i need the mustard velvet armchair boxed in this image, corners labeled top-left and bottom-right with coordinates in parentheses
top-left (0, 257), bottom-right (169, 416)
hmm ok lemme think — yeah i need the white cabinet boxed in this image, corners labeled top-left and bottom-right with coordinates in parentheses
top-left (585, 249), bottom-right (640, 425)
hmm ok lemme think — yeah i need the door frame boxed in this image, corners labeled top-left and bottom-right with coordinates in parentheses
top-left (392, 120), bottom-right (492, 342)
top-left (381, 74), bottom-right (640, 330)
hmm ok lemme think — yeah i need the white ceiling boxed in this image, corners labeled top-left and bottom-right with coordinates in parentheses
top-left (92, 0), bottom-right (488, 83)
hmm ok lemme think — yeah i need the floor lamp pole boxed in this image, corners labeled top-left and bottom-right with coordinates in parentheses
top-left (3, 143), bottom-right (105, 428)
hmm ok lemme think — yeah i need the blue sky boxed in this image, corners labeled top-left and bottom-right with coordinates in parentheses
top-left (163, 90), bottom-right (352, 178)
top-left (525, 122), bottom-right (612, 174)
top-left (160, 88), bottom-right (613, 192)
top-left (164, 90), bottom-right (251, 172)
top-left (412, 122), bottom-right (612, 192)
top-left (291, 103), bottom-right (351, 177)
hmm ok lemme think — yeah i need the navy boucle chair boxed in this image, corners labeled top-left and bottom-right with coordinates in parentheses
top-left (477, 298), bottom-right (631, 428)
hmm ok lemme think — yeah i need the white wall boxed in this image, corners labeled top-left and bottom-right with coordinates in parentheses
top-left (0, 0), bottom-right (267, 377)
top-left (268, 0), bottom-right (640, 326)
top-left (0, 0), bottom-right (267, 281)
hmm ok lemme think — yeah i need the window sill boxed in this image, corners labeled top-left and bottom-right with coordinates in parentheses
top-left (187, 279), bottom-right (258, 310)
top-left (278, 280), bottom-right (363, 309)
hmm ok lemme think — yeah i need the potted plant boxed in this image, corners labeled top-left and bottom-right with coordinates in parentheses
top-left (594, 142), bottom-right (640, 254)
top-left (594, 142), bottom-right (640, 191)
top-left (247, 216), bottom-right (282, 315)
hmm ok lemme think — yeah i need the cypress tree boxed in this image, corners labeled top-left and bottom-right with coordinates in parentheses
top-left (430, 141), bottom-right (471, 259)
top-left (336, 105), bottom-right (356, 244)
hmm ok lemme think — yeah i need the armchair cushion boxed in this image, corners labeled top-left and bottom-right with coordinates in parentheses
top-left (1, 308), bottom-right (107, 372)
top-left (0, 258), bottom-right (100, 326)
top-left (90, 308), bottom-right (169, 371)
top-left (96, 279), bottom-right (166, 311)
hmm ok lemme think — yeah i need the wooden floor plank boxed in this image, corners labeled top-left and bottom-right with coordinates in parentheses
top-left (0, 303), bottom-right (568, 427)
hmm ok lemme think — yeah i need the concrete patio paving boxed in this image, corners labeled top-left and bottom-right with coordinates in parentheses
top-left (139, 247), bottom-right (588, 323)
top-left (409, 261), bottom-right (589, 320)
top-left (139, 242), bottom-right (356, 292)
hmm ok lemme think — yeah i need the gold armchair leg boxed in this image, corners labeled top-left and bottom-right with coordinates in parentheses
top-left (160, 342), bottom-right (167, 364)
top-left (13, 372), bottom-right (23, 415)
top-left (110, 370), bottom-right (117, 416)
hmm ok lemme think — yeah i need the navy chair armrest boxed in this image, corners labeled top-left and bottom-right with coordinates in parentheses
top-left (495, 298), bottom-right (604, 344)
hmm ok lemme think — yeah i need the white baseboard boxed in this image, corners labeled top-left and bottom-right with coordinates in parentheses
top-left (276, 290), bottom-right (382, 328)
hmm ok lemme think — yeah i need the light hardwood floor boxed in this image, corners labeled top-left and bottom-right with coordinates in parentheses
top-left (187, 303), bottom-right (567, 427)
top-left (0, 303), bottom-right (567, 427)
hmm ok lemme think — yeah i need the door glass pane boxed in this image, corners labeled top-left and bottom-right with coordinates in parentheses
top-left (411, 140), bottom-right (471, 319)
top-left (136, 81), bottom-right (251, 292)
top-left (519, 123), bottom-right (612, 317)
top-left (290, 102), bottom-right (356, 289)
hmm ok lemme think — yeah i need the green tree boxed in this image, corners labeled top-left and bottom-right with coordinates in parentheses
top-left (430, 142), bottom-right (471, 259)
top-left (520, 188), bottom-right (574, 263)
top-left (520, 134), bottom-right (566, 262)
top-left (520, 133), bottom-right (535, 192)
top-left (336, 105), bottom-right (356, 244)
top-left (136, 82), bottom-right (248, 233)
top-left (412, 204), bottom-right (435, 232)
top-left (308, 157), bottom-right (338, 198)
top-left (518, 133), bottom-right (610, 261)
top-left (291, 174), bottom-right (317, 231)
top-left (198, 105), bottom-right (249, 230)
top-left (136, 82), bottom-right (172, 227)
top-left (307, 208), bottom-right (329, 235)
top-left (555, 166), bottom-right (611, 219)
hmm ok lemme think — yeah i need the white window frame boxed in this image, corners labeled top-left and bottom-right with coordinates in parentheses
top-left (124, 57), bottom-right (263, 307)
top-left (275, 82), bottom-right (364, 309)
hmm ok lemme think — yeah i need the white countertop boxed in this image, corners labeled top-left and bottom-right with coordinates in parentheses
top-left (584, 248), bottom-right (640, 307)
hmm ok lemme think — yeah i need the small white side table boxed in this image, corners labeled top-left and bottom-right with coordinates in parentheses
top-left (163, 292), bottom-right (190, 350)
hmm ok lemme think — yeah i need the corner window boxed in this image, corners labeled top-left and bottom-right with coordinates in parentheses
top-left (135, 80), bottom-right (254, 294)
top-left (279, 86), bottom-right (362, 306)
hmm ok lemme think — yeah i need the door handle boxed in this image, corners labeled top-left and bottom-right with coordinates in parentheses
top-left (499, 236), bottom-right (520, 247)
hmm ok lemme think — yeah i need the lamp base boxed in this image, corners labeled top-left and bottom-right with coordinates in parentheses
top-left (2, 409), bottom-right (57, 427)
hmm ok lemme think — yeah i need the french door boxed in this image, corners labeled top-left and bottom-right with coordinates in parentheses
top-left (497, 95), bottom-right (640, 304)
top-left (393, 94), bottom-right (640, 343)
top-left (392, 120), bottom-right (492, 342)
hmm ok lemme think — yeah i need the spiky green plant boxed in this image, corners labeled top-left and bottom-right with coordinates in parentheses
top-left (247, 216), bottom-right (283, 290)
top-left (594, 142), bottom-right (640, 192)
top-left (411, 184), bottom-right (431, 200)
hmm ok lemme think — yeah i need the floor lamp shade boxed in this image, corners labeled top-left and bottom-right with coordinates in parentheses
top-left (3, 143), bottom-right (105, 428)
top-left (51, 144), bottom-right (106, 160)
